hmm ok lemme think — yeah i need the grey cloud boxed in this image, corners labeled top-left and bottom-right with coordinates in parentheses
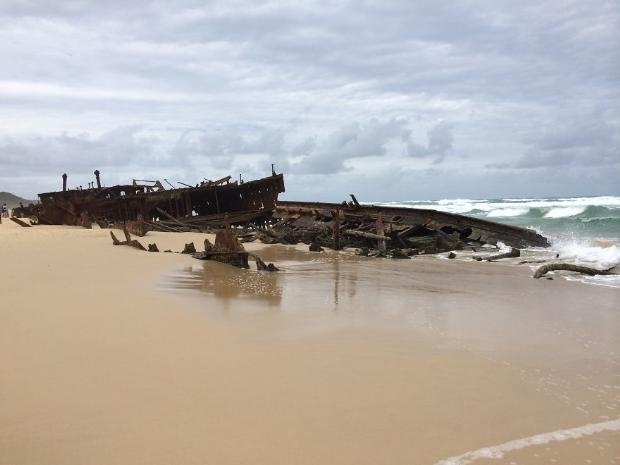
top-left (407, 121), bottom-right (455, 163)
top-left (534, 119), bottom-right (616, 151)
top-left (0, 126), bottom-right (153, 176)
top-left (0, 0), bottom-right (618, 199)
top-left (512, 150), bottom-right (575, 169)
top-left (292, 118), bottom-right (409, 174)
top-left (291, 137), bottom-right (316, 157)
top-left (169, 126), bottom-right (287, 167)
top-left (508, 146), bottom-right (619, 170)
top-left (487, 114), bottom-right (620, 170)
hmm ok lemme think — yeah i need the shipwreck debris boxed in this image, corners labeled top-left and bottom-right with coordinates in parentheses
top-left (9, 217), bottom-right (31, 227)
top-left (34, 170), bottom-right (558, 273)
top-left (273, 200), bottom-right (549, 251)
top-left (254, 255), bottom-right (279, 271)
top-left (192, 226), bottom-right (250, 268)
top-left (182, 243), bottom-right (197, 254)
top-left (309, 242), bottom-right (324, 252)
top-left (26, 169), bottom-right (549, 265)
top-left (30, 168), bottom-right (285, 230)
top-left (191, 225), bottom-right (278, 271)
top-left (110, 229), bottom-right (147, 251)
top-left (255, 198), bottom-right (548, 261)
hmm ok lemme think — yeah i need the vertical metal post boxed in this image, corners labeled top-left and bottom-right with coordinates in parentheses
top-left (376, 212), bottom-right (386, 252)
top-left (332, 209), bottom-right (341, 250)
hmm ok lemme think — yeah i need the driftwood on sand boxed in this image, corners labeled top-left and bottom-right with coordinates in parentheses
top-left (471, 247), bottom-right (520, 262)
top-left (533, 263), bottom-right (617, 279)
top-left (486, 248), bottom-right (520, 262)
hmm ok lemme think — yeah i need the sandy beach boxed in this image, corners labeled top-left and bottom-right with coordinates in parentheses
top-left (1, 220), bottom-right (619, 465)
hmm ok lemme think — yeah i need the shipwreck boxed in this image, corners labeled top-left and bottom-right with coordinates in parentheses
top-left (19, 169), bottom-right (285, 232)
top-left (13, 169), bottom-right (549, 257)
top-left (270, 197), bottom-right (549, 250)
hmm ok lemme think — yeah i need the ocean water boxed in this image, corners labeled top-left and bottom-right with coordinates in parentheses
top-left (375, 196), bottom-right (620, 288)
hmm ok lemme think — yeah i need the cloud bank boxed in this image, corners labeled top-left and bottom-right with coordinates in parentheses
top-left (0, 0), bottom-right (618, 200)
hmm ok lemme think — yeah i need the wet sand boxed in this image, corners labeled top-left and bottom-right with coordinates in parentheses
top-left (1, 221), bottom-right (619, 465)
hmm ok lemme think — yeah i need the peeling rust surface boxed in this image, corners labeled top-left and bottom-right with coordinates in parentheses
top-left (28, 170), bottom-right (285, 231)
top-left (274, 200), bottom-right (549, 249)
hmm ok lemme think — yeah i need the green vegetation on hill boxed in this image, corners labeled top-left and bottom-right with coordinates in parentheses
top-left (0, 192), bottom-right (35, 209)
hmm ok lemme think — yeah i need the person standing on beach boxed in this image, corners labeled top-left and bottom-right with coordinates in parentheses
top-left (1, 203), bottom-right (7, 218)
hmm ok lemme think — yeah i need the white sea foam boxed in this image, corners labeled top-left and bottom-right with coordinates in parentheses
top-left (436, 198), bottom-right (479, 205)
top-left (377, 197), bottom-right (619, 217)
top-left (544, 206), bottom-right (587, 218)
top-left (435, 199), bottom-right (486, 214)
top-left (486, 207), bottom-right (530, 217)
top-left (565, 274), bottom-right (620, 288)
top-left (495, 241), bottom-right (511, 251)
top-left (581, 216), bottom-right (619, 223)
top-left (555, 196), bottom-right (620, 206)
top-left (433, 418), bottom-right (620, 465)
top-left (373, 196), bottom-right (620, 217)
top-left (554, 239), bottom-right (620, 269)
top-left (371, 198), bottom-right (620, 278)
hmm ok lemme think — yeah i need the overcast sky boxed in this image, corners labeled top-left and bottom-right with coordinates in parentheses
top-left (1, 0), bottom-right (618, 201)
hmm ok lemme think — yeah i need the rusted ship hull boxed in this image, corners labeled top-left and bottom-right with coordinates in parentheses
top-left (34, 172), bottom-right (285, 228)
top-left (275, 200), bottom-right (549, 249)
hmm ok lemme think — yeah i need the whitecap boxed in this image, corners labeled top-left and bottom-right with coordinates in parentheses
top-left (544, 206), bottom-right (587, 218)
top-left (486, 207), bottom-right (530, 217)
top-left (372, 197), bottom-right (620, 218)
top-left (501, 198), bottom-right (539, 202)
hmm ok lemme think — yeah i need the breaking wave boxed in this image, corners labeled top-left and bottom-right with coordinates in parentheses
top-left (379, 197), bottom-right (619, 218)
top-left (374, 197), bottom-right (620, 238)
top-left (373, 196), bottom-right (620, 285)
top-left (553, 238), bottom-right (620, 269)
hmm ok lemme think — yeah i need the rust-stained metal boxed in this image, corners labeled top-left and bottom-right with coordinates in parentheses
top-left (9, 217), bottom-right (31, 227)
top-left (21, 166), bottom-right (549, 259)
top-left (275, 200), bottom-right (549, 249)
top-left (30, 169), bottom-right (285, 230)
top-left (110, 228), bottom-right (147, 251)
top-left (192, 224), bottom-right (250, 268)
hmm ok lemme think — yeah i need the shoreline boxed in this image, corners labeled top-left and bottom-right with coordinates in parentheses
top-left (1, 222), bottom-right (618, 464)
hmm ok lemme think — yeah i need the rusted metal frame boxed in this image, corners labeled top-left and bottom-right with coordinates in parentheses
top-left (184, 192), bottom-right (192, 217)
top-left (155, 207), bottom-right (187, 227)
top-left (34, 172), bottom-right (285, 228)
top-left (332, 209), bottom-right (341, 250)
top-left (376, 212), bottom-right (386, 252)
top-left (277, 200), bottom-right (549, 248)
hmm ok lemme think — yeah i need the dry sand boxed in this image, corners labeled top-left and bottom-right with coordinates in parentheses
top-left (1, 220), bottom-right (618, 465)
